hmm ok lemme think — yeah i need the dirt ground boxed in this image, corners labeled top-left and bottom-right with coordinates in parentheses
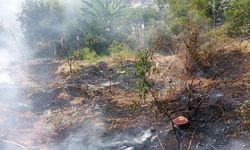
top-left (0, 40), bottom-right (249, 150)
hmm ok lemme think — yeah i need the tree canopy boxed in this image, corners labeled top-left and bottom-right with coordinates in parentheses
top-left (18, 0), bottom-right (65, 56)
top-left (17, 0), bottom-right (249, 57)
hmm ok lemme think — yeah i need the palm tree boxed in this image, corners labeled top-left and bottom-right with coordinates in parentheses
top-left (81, 0), bottom-right (126, 30)
top-left (80, 0), bottom-right (127, 54)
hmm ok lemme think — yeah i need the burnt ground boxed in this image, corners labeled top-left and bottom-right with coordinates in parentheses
top-left (0, 44), bottom-right (249, 150)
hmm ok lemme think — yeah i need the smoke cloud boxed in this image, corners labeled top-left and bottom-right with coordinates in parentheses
top-left (0, 0), bottom-right (25, 63)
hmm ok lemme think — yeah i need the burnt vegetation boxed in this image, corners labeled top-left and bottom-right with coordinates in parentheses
top-left (0, 0), bottom-right (250, 150)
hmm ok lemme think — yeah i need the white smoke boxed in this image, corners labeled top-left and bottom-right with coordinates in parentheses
top-left (0, 0), bottom-right (23, 28)
top-left (0, 0), bottom-right (26, 64)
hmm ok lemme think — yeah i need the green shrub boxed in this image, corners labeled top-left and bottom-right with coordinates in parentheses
top-left (73, 48), bottom-right (97, 61)
top-left (224, 0), bottom-right (250, 36)
top-left (108, 41), bottom-right (133, 59)
top-left (134, 49), bottom-right (156, 100)
top-left (108, 41), bottom-right (129, 54)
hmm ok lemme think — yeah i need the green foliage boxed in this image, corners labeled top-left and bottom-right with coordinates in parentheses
top-left (115, 49), bottom-right (156, 101)
top-left (165, 0), bottom-right (231, 35)
top-left (120, 6), bottom-right (162, 49)
top-left (18, 0), bottom-right (250, 58)
top-left (62, 16), bottom-right (83, 52)
top-left (108, 41), bottom-right (130, 54)
top-left (83, 22), bottom-right (110, 55)
top-left (124, 7), bottom-right (160, 26)
top-left (192, 0), bottom-right (230, 23)
top-left (81, 0), bottom-right (125, 27)
top-left (166, 0), bottom-right (209, 35)
top-left (73, 48), bottom-right (97, 61)
top-left (134, 49), bottom-right (156, 100)
top-left (81, 0), bottom-right (127, 54)
top-left (225, 0), bottom-right (250, 36)
top-left (18, 0), bottom-right (64, 48)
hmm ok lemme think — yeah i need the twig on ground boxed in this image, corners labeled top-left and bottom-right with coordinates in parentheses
top-left (0, 139), bottom-right (28, 150)
top-left (146, 81), bottom-right (180, 150)
top-left (155, 125), bottom-right (165, 150)
top-left (109, 76), bottom-right (113, 94)
top-left (208, 144), bottom-right (218, 150)
top-left (154, 112), bottom-right (165, 150)
top-left (187, 130), bottom-right (196, 150)
top-left (217, 104), bottom-right (224, 117)
top-left (196, 142), bottom-right (200, 150)
top-left (214, 104), bottom-right (225, 122)
top-left (195, 96), bottom-right (206, 110)
top-left (195, 89), bottom-right (210, 111)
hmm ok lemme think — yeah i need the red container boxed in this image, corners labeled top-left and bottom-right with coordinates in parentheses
top-left (172, 116), bottom-right (189, 130)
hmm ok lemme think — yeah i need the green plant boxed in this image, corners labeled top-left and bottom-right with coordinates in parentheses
top-left (18, 0), bottom-right (65, 56)
top-left (108, 41), bottom-right (130, 54)
top-left (73, 48), bottom-right (97, 61)
top-left (224, 0), bottom-right (250, 36)
top-left (81, 0), bottom-right (127, 54)
top-left (134, 49), bottom-right (156, 101)
top-left (114, 48), bottom-right (157, 101)
top-left (115, 49), bottom-right (180, 149)
top-left (134, 49), bottom-right (180, 149)
top-left (111, 42), bottom-right (133, 75)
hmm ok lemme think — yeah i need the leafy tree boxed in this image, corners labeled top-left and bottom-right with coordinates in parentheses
top-left (80, 0), bottom-right (127, 54)
top-left (205, 0), bottom-right (231, 23)
top-left (63, 20), bottom-right (83, 54)
top-left (170, 0), bottom-right (229, 23)
top-left (73, 47), bottom-right (97, 61)
top-left (225, 0), bottom-right (250, 36)
top-left (166, 0), bottom-right (196, 35)
top-left (81, 0), bottom-right (125, 30)
top-left (124, 7), bottom-right (160, 27)
top-left (120, 6), bottom-right (161, 48)
top-left (164, 0), bottom-right (231, 35)
top-left (83, 21), bottom-right (110, 54)
top-left (18, 0), bottom-right (65, 56)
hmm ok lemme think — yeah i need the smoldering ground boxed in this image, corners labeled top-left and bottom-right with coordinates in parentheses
top-left (0, 1), bottom-right (153, 149)
top-left (0, 1), bottom-right (249, 150)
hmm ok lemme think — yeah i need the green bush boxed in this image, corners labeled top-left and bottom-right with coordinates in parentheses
top-left (73, 48), bottom-right (97, 61)
top-left (108, 41), bottom-right (129, 54)
top-left (225, 0), bottom-right (250, 36)
top-left (134, 49), bottom-right (156, 100)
